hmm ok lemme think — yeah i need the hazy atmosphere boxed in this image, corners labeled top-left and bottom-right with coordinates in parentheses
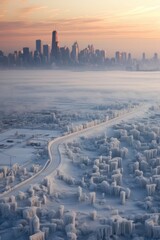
top-left (1, 1), bottom-right (160, 240)
top-left (0, 70), bottom-right (160, 112)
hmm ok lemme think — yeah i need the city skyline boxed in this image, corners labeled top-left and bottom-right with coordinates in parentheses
top-left (1, 29), bottom-right (160, 71)
top-left (1, 0), bottom-right (160, 57)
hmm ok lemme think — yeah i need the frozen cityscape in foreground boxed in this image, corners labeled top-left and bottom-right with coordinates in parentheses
top-left (1, 70), bottom-right (160, 240)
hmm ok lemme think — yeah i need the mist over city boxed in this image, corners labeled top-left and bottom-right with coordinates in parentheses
top-left (1, 1), bottom-right (160, 240)
top-left (1, 29), bottom-right (160, 71)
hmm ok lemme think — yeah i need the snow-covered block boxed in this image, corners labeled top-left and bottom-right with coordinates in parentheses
top-left (135, 176), bottom-right (148, 187)
top-left (145, 214), bottom-right (160, 238)
top-left (146, 184), bottom-right (156, 196)
top-left (99, 180), bottom-right (110, 194)
top-left (0, 203), bottom-right (10, 218)
top-left (65, 223), bottom-right (76, 234)
top-left (17, 191), bottom-right (26, 200)
top-left (58, 205), bottom-right (64, 219)
top-left (96, 225), bottom-right (112, 239)
top-left (42, 227), bottom-right (49, 238)
top-left (90, 210), bottom-right (97, 221)
top-left (23, 207), bottom-right (36, 220)
top-left (120, 191), bottom-right (126, 205)
top-left (110, 161), bottom-right (118, 171)
top-left (67, 232), bottom-right (77, 240)
top-left (64, 211), bottom-right (76, 226)
top-left (89, 192), bottom-right (96, 205)
top-left (111, 173), bottom-right (122, 185)
top-left (29, 231), bottom-right (45, 240)
top-left (153, 225), bottom-right (160, 239)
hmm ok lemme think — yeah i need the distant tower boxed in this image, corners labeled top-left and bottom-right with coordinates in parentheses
top-left (127, 53), bottom-right (132, 65)
top-left (142, 52), bottom-right (146, 62)
top-left (128, 53), bottom-right (132, 61)
top-left (115, 51), bottom-right (121, 63)
top-left (60, 46), bottom-right (70, 65)
top-left (23, 47), bottom-right (29, 56)
top-left (71, 42), bottom-right (79, 63)
top-left (90, 44), bottom-right (94, 54)
top-left (121, 52), bottom-right (127, 64)
top-left (23, 47), bottom-right (30, 64)
top-left (36, 40), bottom-right (42, 55)
top-left (43, 44), bottom-right (50, 63)
top-left (153, 53), bottom-right (158, 61)
top-left (52, 30), bottom-right (58, 44)
top-left (51, 30), bottom-right (60, 63)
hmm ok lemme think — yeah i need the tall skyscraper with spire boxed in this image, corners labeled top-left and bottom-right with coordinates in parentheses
top-left (51, 30), bottom-right (59, 63)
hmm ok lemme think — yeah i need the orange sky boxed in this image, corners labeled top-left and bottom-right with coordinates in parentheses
top-left (1, 0), bottom-right (160, 57)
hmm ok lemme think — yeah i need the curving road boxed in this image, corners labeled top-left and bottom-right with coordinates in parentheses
top-left (0, 104), bottom-right (149, 198)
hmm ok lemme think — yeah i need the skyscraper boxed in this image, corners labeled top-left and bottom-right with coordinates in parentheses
top-left (121, 52), bottom-right (127, 64)
top-left (60, 46), bottom-right (70, 65)
top-left (43, 44), bottom-right (50, 63)
top-left (142, 52), bottom-right (146, 62)
top-left (52, 31), bottom-right (58, 44)
top-left (115, 51), bottom-right (121, 63)
top-left (51, 31), bottom-right (60, 63)
top-left (23, 47), bottom-right (30, 64)
top-left (153, 53), bottom-right (158, 61)
top-left (71, 42), bottom-right (79, 63)
top-left (36, 40), bottom-right (42, 55)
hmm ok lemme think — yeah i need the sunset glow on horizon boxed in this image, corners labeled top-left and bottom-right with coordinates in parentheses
top-left (1, 0), bottom-right (160, 57)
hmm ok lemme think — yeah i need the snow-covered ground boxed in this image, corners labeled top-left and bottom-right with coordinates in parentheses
top-left (0, 70), bottom-right (160, 240)
top-left (0, 128), bottom-right (59, 166)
